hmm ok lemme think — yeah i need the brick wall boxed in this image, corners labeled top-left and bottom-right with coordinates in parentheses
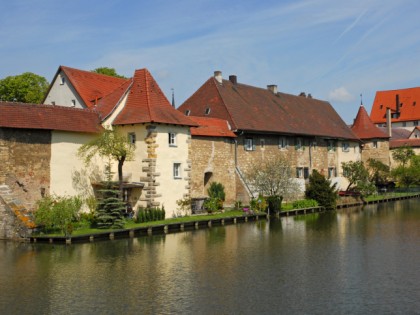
top-left (0, 128), bottom-right (51, 210)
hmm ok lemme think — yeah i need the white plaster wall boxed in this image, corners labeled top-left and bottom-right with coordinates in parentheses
top-left (336, 140), bottom-right (361, 190)
top-left (50, 131), bottom-right (101, 197)
top-left (44, 71), bottom-right (85, 108)
top-left (154, 125), bottom-right (191, 217)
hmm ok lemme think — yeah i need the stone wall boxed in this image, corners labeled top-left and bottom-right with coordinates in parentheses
top-left (361, 139), bottom-right (390, 166)
top-left (190, 137), bottom-right (236, 205)
top-left (0, 128), bottom-right (51, 210)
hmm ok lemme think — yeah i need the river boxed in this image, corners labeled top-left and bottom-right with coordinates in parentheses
top-left (0, 199), bottom-right (419, 315)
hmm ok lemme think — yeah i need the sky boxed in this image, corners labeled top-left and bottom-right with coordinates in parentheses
top-left (0, 0), bottom-right (419, 124)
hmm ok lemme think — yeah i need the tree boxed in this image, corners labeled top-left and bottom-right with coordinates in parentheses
top-left (245, 156), bottom-right (301, 202)
top-left (391, 150), bottom-right (419, 188)
top-left (367, 158), bottom-right (390, 187)
top-left (91, 67), bottom-right (126, 79)
top-left (94, 163), bottom-right (126, 229)
top-left (77, 128), bottom-right (135, 199)
top-left (0, 72), bottom-right (49, 103)
top-left (341, 161), bottom-right (376, 195)
top-left (305, 170), bottom-right (338, 210)
top-left (392, 146), bottom-right (415, 167)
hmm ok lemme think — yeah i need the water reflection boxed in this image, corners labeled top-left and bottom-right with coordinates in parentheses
top-left (1, 199), bottom-right (419, 314)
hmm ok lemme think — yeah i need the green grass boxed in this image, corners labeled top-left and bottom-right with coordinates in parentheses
top-left (35, 209), bottom-right (251, 237)
top-left (364, 192), bottom-right (419, 202)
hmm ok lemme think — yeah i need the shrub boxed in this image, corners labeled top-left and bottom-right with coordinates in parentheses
top-left (305, 170), bottom-right (338, 210)
top-left (204, 197), bottom-right (220, 213)
top-left (35, 195), bottom-right (82, 236)
top-left (135, 207), bottom-right (165, 223)
top-left (292, 199), bottom-right (318, 209)
top-left (207, 182), bottom-right (226, 202)
top-left (266, 195), bottom-right (283, 213)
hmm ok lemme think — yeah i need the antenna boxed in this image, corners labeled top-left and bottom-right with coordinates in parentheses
top-left (171, 88), bottom-right (175, 108)
top-left (360, 93), bottom-right (363, 106)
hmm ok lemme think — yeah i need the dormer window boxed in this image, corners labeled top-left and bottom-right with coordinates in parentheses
top-left (205, 107), bottom-right (211, 115)
top-left (185, 110), bottom-right (191, 116)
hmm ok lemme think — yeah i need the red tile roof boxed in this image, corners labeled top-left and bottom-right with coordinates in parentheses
top-left (390, 138), bottom-right (420, 149)
top-left (112, 69), bottom-right (197, 126)
top-left (352, 105), bottom-right (389, 139)
top-left (178, 76), bottom-right (358, 140)
top-left (54, 66), bottom-right (130, 108)
top-left (0, 102), bottom-right (103, 133)
top-left (370, 87), bottom-right (420, 124)
top-left (94, 79), bottom-right (133, 119)
top-left (189, 116), bottom-right (236, 138)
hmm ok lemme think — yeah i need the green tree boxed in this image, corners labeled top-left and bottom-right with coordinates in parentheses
top-left (0, 72), bottom-right (49, 103)
top-left (341, 161), bottom-right (376, 195)
top-left (367, 158), bottom-right (390, 187)
top-left (35, 195), bottom-right (82, 236)
top-left (392, 146), bottom-right (415, 167)
top-left (78, 129), bottom-right (135, 199)
top-left (305, 170), bottom-right (338, 210)
top-left (95, 164), bottom-right (125, 229)
top-left (91, 67), bottom-right (126, 78)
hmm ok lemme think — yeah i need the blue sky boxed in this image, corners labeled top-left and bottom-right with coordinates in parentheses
top-left (1, 0), bottom-right (419, 123)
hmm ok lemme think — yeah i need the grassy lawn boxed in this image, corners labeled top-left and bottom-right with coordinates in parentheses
top-left (35, 209), bottom-right (251, 237)
top-left (364, 192), bottom-right (419, 202)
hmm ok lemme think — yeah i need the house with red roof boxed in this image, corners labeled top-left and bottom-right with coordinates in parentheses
top-left (370, 87), bottom-right (420, 129)
top-left (2, 66), bottom-right (197, 218)
top-left (351, 105), bottom-right (390, 166)
top-left (42, 66), bottom-right (197, 216)
top-left (179, 71), bottom-right (361, 203)
top-left (0, 102), bottom-right (103, 210)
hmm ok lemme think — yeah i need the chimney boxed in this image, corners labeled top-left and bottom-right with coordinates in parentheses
top-left (386, 107), bottom-right (392, 137)
top-left (299, 92), bottom-right (306, 97)
top-left (267, 85), bottom-right (278, 94)
top-left (396, 94), bottom-right (400, 117)
top-left (307, 93), bottom-right (312, 99)
top-left (229, 75), bottom-right (237, 85)
top-left (214, 71), bottom-right (223, 84)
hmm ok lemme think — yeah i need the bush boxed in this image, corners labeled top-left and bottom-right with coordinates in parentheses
top-left (292, 199), bottom-right (318, 209)
top-left (204, 197), bottom-right (220, 213)
top-left (35, 195), bottom-right (82, 236)
top-left (305, 170), bottom-right (338, 210)
top-left (135, 207), bottom-right (165, 223)
top-left (267, 195), bottom-right (283, 213)
top-left (207, 182), bottom-right (225, 202)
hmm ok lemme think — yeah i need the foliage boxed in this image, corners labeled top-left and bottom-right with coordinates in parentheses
top-left (207, 182), bottom-right (226, 201)
top-left (392, 146), bottom-right (415, 167)
top-left (0, 72), bottom-right (49, 103)
top-left (305, 170), bottom-right (338, 210)
top-left (266, 195), bottom-right (282, 213)
top-left (292, 199), bottom-right (319, 209)
top-left (78, 128), bottom-right (135, 199)
top-left (94, 164), bottom-right (126, 229)
top-left (91, 67), bottom-right (126, 78)
top-left (175, 197), bottom-right (191, 217)
top-left (341, 161), bottom-right (376, 196)
top-left (136, 207), bottom-right (166, 223)
top-left (367, 158), bottom-right (390, 187)
top-left (245, 156), bottom-right (301, 200)
top-left (35, 195), bottom-right (82, 236)
top-left (234, 200), bottom-right (243, 210)
top-left (204, 197), bottom-right (220, 213)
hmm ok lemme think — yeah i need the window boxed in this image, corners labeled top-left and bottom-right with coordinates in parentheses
top-left (373, 141), bottom-right (378, 148)
top-left (173, 163), bottom-right (181, 179)
top-left (185, 110), bottom-right (191, 116)
top-left (51, 101), bottom-right (56, 105)
top-left (311, 141), bottom-right (317, 150)
top-left (296, 167), bottom-right (303, 178)
top-left (60, 76), bottom-right (65, 85)
top-left (244, 138), bottom-right (255, 151)
top-left (168, 132), bottom-right (177, 147)
top-left (295, 138), bottom-right (303, 150)
top-left (414, 121), bottom-right (419, 126)
top-left (342, 142), bottom-right (349, 152)
top-left (260, 139), bottom-right (265, 149)
top-left (327, 140), bottom-right (335, 152)
top-left (128, 132), bottom-right (136, 144)
top-left (402, 122), bottom-right (407, 127)
top-left (205, 107), bottom-right (211, 115)
top-left (328, 167), bottom-right (336, 178)
top-left (71, 99), bottom-right (76, 107)
top-left (304, 167), bottom-right (309, 179)
top-left (279, 137), bottom-right (288, 149)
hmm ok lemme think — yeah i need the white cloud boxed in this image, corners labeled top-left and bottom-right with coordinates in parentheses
top-left (328, 87), bottom-right (354, 103)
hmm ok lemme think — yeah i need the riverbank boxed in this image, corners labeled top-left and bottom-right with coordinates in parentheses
top-left (28, 192), bottom-right (420, 244)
